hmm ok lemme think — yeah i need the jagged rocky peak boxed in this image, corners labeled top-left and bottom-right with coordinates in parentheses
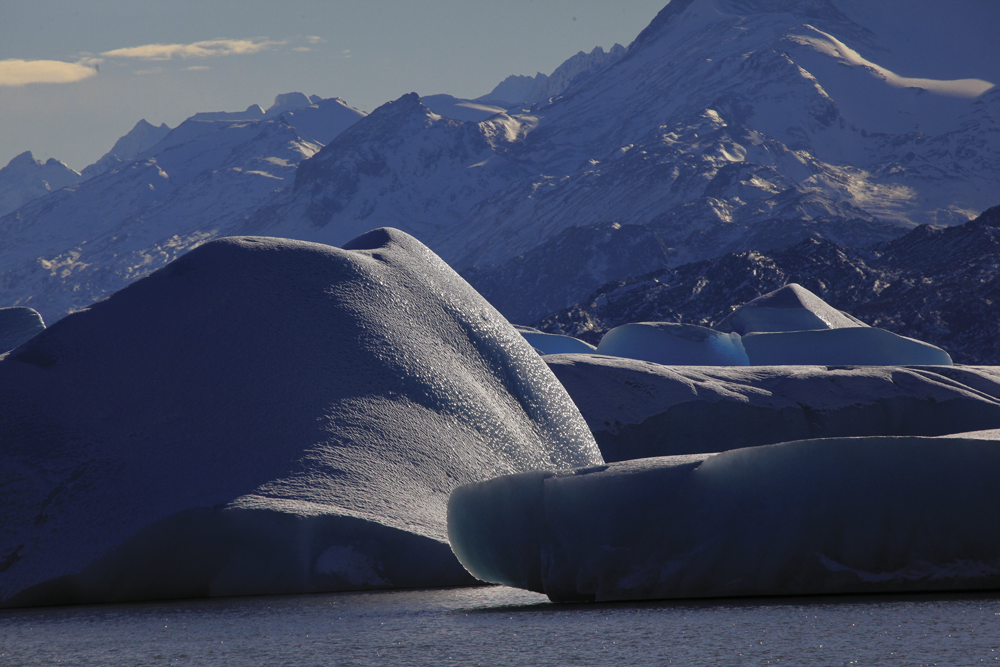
top-left (81, 119), bottom-right (172, 180)
top-left (0, 151), bottom-right (82, 217)
top-left (479, 43), bottom-right (627, 107)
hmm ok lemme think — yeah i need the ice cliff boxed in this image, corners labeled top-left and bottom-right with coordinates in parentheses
top-left (449, 435), bottom-right (1000, 601)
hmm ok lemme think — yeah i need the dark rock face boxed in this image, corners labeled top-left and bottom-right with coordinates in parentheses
top-left (538, 206), bottom-right (1000, 364)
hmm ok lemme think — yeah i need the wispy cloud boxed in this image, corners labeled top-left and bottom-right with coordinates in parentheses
top-left (182, 65), bottom-right (210, 71)
top-left (0, 58), bottom-right (99, 86)
top-left (101, 38), bottom-right (283, 61)
top-left (306, 36), bottom-right (324, 44)
top-left (292, 47), bottom-right (311, 53)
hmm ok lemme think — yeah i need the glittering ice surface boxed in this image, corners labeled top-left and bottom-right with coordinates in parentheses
top-left (449, 435), bottom-right (1000, 602)
top-left (0, 228), bottom-right (601, 608)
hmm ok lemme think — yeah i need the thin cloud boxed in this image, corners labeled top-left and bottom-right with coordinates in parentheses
top-left (102, 38), bottom-right (283, 61)
top-left (306, 36), bottom-right (324, 44)
top-left (0, 58), bottom-right (99, 86)
top-left (182, 65), bottom-right (210, 71)
top-left (292, 47), bottom-right (311, 53)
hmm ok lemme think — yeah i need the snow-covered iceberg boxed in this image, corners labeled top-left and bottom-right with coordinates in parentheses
top-left (545, 354), bottom-right (1000, 462)
top-left (0, 229), bottom-right (601, 608)
top-left (0, 307), bottom-right (44, 354)
top-left (715, 283), bottom-right (867, 334)
top-left (448, 435), bottom-right (1000, 602)
top-left (595, 322), bottom-right (749, 366)
top-left (741, 327), bottom-right (953, 366)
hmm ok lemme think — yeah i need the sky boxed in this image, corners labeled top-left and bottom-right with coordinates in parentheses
top-left (0, 1), bottom-right (667, 171)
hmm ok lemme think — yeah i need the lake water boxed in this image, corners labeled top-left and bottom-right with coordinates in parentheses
top-left (1, 586), bottom-right (998, 666)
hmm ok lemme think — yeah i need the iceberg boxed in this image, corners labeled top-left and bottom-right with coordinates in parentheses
top-left (448, 436), bottom-right (1000, 602)
top-left (0, 229), bottom-right (601, 608)
top-left (544, 354), bottom-right (1000, 462)
top-left (520, 331), bottom-right (596, 355)
top-left (0, 307), bottom-right (44, 354)
top-left (741, 327), bottom-right (953, 366)
top-left (715, 283), bottom-right (867, 334)
top-left (595, 322), bottom-right (749, 366)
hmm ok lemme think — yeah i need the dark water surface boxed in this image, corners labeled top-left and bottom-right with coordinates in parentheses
top-left (2, 586), bottom-right (998, 665)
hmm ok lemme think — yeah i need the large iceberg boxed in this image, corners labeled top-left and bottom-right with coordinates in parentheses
top-left (0, 306), bottom-right (44, 354)
top-left (0, 229), bottom-right (602, 608)
top-left (715, 283), bottom-right (867, 334)
top-left (545, 354), bottom-right (1000, 461)
top-left (448, 435), bottom-right (1000, 602)
top-left (595, 322), bottom-right (749, 366)
top-left (741, 327), bottom-right (953, 366)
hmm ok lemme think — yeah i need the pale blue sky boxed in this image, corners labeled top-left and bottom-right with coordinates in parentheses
top-left (0, 1), bottom-right (667, 171)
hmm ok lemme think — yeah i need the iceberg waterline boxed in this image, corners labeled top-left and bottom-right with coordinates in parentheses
top-left (448, 435), bottom-right (1000, 602)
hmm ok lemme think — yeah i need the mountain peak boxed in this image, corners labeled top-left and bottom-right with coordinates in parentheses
top-left (8, 151), bottom-right (40, 169)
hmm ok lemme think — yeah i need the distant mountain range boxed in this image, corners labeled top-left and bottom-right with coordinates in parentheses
top-left (538, 205), bottom-right (1000, 365)
top-left (0, 0), bottom-right (998, 339)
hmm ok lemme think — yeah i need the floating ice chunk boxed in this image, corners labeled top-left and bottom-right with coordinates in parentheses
top-left (715, 283), bottom-right (867, 334)
top-left (520, 331), bottom-right (596, 355)
top-left (544, 354), bottom-right (1000, 461)
top-left (0, 228), bottom-right (601, 608)
top-left (742, 327), bottom-right (952, 366)
top-left (0, 307), bottom-right (44, 354)
top-left (596, 322), bottom-right (749, 366)
top-left (448, 436), bottom-right (1000, 602)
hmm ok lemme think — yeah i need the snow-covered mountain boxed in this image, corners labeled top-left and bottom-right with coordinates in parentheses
top-left (0, 94), bottom-right (365, 321)
top-left (537, 204), bottom-right (1000, 365)
top-left (243, 0), bottom-right (1000, 323)
top-left (0, 152), bottom-right (81, 218)
top-left (2, 0), bottom-right (999, 326)
top-left (80, 119), bottom-right (171, 180)
top-left (479, 44), bottom-right (627, 106)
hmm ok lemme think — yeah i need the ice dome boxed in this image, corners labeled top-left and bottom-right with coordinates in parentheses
top-left (545, 354), bottom-right (1000, 462)
top-left (715, 283), bottom-right (867, 334)
top-left (595, 322), bottom-right (749, 366)
top-left (0, 229), bottom-right (601, 608)
top-left (520, 331), bottom-right (596, 355)
top-left (0, 306), bottom-right (44, 354)
top-left (449, 435), bottom-right (1000, 602)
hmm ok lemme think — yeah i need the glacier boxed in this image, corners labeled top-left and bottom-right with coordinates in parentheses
top-left (448, 434), bottom-right (1000, 602)
top-left (545, 354), bottom-right (1000, 462)
top-left (0, 228), bottom-right (601, 608)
